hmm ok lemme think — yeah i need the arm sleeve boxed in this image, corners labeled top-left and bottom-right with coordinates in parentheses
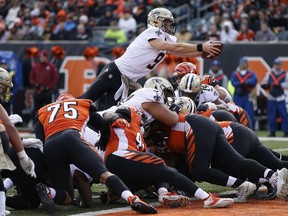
top-left (88, 108), bottom-right (110, 147)
top-left (0, 130), bottom-right (10, 153)
top-left (34, 118), bottom-right (45, 143)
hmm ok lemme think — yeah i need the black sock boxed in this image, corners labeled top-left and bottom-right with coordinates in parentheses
top-left (232, 179), bottom-right (245, 188)
top-left (106, 175), bottom-right (129, 197)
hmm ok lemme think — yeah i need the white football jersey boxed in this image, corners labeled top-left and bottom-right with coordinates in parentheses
top-left (115, 27), bottom-right (177, 81)
top-left (120, 88), bottom-right (165, 125)
top-left (197, 84), bottom-right (219, 107)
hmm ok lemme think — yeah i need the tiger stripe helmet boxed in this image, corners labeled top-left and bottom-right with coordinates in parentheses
top-left (173, 62), bottom-right (198, 82)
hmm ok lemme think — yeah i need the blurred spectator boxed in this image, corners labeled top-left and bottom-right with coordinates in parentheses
top-left (53, 10), bottom-right (76, 35)
top-left (175, 24), bottom-right (193, 42)
top-left (132, 4), bottom-right (148, 27)
top-left (269, 10), bottom-right (287, 35)
top-left (208, 9), bottom-right (222, 29)
top-left (0, 19), bottom-right (8, 41)
top-left (5, 0), bottom-right (20, 27)
top-left (236, 22), bottom-right (255, 41)
top-left (62, 0), bottom-right (78, 13)
top-left (261, 58), bottom-right (288, 137)
top-left (22, 19), bottom-right (41, 40)
top-left (220, 20), bottom-right (238, 43)
top-left (79, 14), bottom-right (92, 38)
top-left (118, 8), bottom-right (137, 40)
top-left (231, 57), bottom-right (258, 129)
top-left (255, 21), bottom-right (277, 41)
top-left (51, 22), bottom-right (70, 40)
top-left (104, 19), bottom-right (127, 45)
top-left (207, 60), bottom-right (228, 89)
top-left (206, 23), bottom-right (220, 41)
top-left (219, 0), bottom-right (236, 18)
top-left (41, 23), bottom-right (53, 41)
top-left (29, 50), bottom-right (59, 126)
top-left (192, 20), bottom-right (208, 41)
top-left (247, 9), bottom-right (266, 32)
top-left (6, 18), bottom-right (24, 40)
top-left (73, 23), bottom-right (89, 40)
top-left (97, 9), bottom-right (115, 26)
top-left (0, 0), bottom-right (8, 19)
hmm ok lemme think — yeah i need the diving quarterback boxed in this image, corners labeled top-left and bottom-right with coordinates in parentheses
top-left (79, 7), bottom-right (222, 109)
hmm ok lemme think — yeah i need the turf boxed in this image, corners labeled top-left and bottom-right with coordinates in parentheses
top-left (5, 130), bottom-right (288, 215)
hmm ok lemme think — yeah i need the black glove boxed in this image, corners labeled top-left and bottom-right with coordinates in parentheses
top-left (152, 131), bottom-right (168, 144)
top-left (261, 83), bottom-right (270, 89)
top-left (95, 140), bottom-right (106, 151)
top-left (210, 78), bottom-right (219, 87)
top-left (169, 103), bottom-right (181, 113)
top-left (196, 104), bottom-right (209, 112)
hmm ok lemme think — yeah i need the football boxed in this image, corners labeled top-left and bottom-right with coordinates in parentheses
top-left (201, 41), bottom-right (223, 59)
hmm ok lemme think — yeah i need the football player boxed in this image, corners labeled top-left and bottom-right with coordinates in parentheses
top-left (102, 105), bottom-right (234, 208)
top-left (35, 93), bottom-right (157, 214)
top-left (157, 108), bottom-right (288, 202)
top-left (78, 7), bottom-right (222, 110)
top-left (0, 68), bottom-right (36, 215)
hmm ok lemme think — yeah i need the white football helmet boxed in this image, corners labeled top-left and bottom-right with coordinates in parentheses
top-left (144, 77), bottom-right (174, 102)
top-left (175, 96), bottom-right (196, 114)
top-left (0, 68), bottom-right (13, 102)
top-left (179, 73), bottom-right (202, 94)
top-left (147, 7), bottom-right (176, 35)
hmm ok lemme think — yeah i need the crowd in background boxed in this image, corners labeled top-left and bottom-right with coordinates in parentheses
top-left (0, 0), bottom-right (287, 43)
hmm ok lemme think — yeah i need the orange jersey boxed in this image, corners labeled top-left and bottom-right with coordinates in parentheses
top-left (227, 102), bottom-right (249, 127)
top-left (37, 99), bottom-right (92, 140)
top-left (167, 114), bottom-right (193, 154)
top-left (105, 108), bottom-right (146, 160)
top-left (217, 121), bottom-right (234, 144)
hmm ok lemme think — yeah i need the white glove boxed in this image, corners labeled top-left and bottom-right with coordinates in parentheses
top-left (17, 150), bottom-right (37, 178)
top-left (9, 114), bottom-right (23, 125)
top-left (205, 102), bottom-right (217, 111)
top-left (22, 138), bottom-right (43, 152)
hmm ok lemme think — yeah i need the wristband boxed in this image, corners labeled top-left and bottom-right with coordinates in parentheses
top-left (17, 150), bottom-right (27, 159)
top-left (197, 44), bottom-right (203, 52)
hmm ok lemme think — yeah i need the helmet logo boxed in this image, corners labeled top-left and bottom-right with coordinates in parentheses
top-left (153, 92), bottom-right (161, 102)
top-left (155, 29), bottom-right (162, 36)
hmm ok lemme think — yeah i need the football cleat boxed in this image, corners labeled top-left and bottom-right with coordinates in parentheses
top-left (234, 181), bottom-right (257, 202)
top-left (158, 191), bottom-right (192, 208)
top-left (128, 195), bottom-right (157, 214)
top-left (203, 193), bottom-right (234, 208)
top-left (36, 183), bottom-right (57, 214)
top-left (269, 168), bottom-right (288, 198)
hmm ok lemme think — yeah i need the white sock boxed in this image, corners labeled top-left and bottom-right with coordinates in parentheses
top-left (226, 176), bottom-right (237, 187)
top-left (157, 187), bottom-right (168, 196)
top-left (264, 169), bottom-right (272, 178)
top-left (0, 191), bottom-right (5, 215)
top-left (258, 178), bottom-right (268, 184)
top-left (194, 188), bottom-right (209, 200)
top-left (121, 190), bottom-right (134, 201)
top-left (48, 187), bottom-right (56, 199)
top-left (3, 178), bottom-right (14, 192)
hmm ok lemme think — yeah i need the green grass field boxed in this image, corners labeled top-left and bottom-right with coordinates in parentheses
top-left (5, 130), bottom-right (288, 216)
